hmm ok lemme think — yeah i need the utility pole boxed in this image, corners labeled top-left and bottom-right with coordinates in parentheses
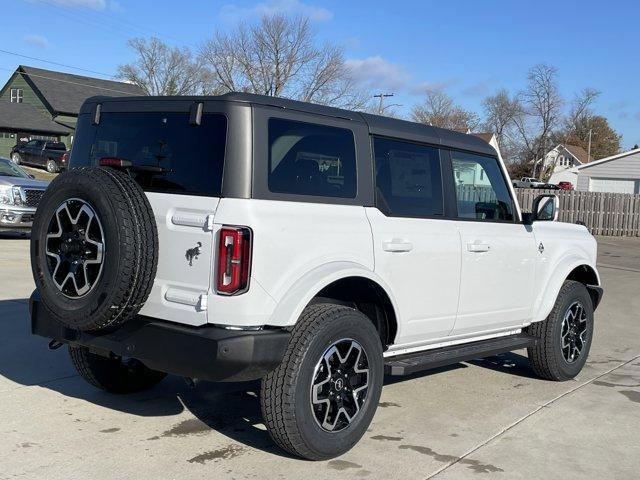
top-left (587, 129), bottom-right (593, 162)
top-left (373, 93), bottom-right (394, 115)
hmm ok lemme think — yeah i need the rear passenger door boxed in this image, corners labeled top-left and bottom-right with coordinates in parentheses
top-left (448, 151), bottom-right (536, 336)
top-left (366, 137), bottom-right (461, 347)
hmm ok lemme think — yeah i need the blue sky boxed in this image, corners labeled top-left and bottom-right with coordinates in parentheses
top-left (1, 0), bottom-right (639, 147)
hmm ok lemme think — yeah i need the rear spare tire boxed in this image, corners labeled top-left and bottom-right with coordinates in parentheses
top-left (30, 167), bottom-right (158, 331)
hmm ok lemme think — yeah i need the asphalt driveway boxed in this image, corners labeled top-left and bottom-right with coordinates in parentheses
top-left (0, 235), bottom-right (638, 479)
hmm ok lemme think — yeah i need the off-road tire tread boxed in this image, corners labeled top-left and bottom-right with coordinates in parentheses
top-left (527, 280), bottom-right (588, 381)
top-left (32, 167), bottom-right (158, 331)
top-left (69, 345), bottom-right (166, 393)
top-left (261, 304), bottom-right (363, 460)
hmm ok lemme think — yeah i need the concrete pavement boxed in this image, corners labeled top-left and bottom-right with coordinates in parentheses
top-left (0, 234), bottom-right (638, 479)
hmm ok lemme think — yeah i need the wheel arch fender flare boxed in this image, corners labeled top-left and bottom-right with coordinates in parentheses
top-left (267, 261), bottom-right (401, 330)
top-left (533, 255), bottom-right (601, 323)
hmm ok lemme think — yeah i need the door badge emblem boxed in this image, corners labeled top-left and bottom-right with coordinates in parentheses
top-left (538, 242), bottom-right (545, 254)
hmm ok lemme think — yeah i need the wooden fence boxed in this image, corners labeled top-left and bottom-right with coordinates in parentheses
top-left (515, 188), bottom-right (640, 237)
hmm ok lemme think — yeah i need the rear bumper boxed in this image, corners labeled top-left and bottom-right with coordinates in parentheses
top-left (29, 291), bottom-right (290, 382)
top-left (0, 206), bottom-right (36, 231)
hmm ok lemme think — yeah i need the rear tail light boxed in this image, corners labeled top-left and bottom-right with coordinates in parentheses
top-left (60, 153), bottom-right (69, 163)
top-left (99, 157), bottom-right (132, 168)
top-left (216, 226), bottom-right (252, 295)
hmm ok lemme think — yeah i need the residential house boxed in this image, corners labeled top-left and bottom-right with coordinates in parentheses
top-left (576, 147), bottom-right (640, 194)
top-left (542, 144), bottom-right (592, 185)
top-left (0, 65), bottom-right (145, 158)
top-left (463, 132), bottom-right (502, 187)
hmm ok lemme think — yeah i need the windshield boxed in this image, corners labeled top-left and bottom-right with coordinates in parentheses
top-left (0, 158), bottom-right (29, 178)
top-left (71, 112), bottom-right (227, 197)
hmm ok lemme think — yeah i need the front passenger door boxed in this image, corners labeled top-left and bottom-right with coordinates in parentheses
top-left (450, 151), bottom-right (537, 336)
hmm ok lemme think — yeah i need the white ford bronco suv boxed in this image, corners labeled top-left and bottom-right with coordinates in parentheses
top-left (29, 93), bottom-right (603, 460)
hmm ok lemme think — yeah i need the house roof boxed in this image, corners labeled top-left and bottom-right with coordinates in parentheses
top-left (577, 147), bottom-right (640, 170)
top-left (472, 132), bottom-right (495, 143)
top-left (17, 65), bottom-right (145, 116)
top-left (564, 144), bottom-right (591, 163)
top-left (0, 101), bottom-right (73, 135)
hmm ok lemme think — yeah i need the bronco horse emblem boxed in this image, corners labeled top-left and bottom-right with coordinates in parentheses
top-left (185, 242), bottom-right (202, 266)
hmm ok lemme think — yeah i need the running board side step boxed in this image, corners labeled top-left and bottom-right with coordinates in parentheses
top-left (384, 334), bottom-right (537, 376)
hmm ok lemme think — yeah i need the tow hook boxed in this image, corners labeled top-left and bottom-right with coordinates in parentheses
top-left (48, 340), bottom-right (64, 350)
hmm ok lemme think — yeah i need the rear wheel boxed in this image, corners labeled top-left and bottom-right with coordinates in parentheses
top-left (69, 345), bottom-right (166, 394)
top-left (46, 159), bottom-right (59, 173)
top-left (261, 304), bottom-right (383, 460)
top-left (526, 280), bottom-right (594, 381)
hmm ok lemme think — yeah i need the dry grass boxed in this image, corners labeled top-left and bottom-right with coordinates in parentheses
top-left (20, 166), bottom-right (56, 182)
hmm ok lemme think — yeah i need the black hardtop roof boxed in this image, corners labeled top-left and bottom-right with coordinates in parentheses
top-left (80, 92), bottom-right (496, 156)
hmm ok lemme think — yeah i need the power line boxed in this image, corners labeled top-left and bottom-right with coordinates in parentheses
top-left (0, 48), bottom-right (116, 78)
top-left (31, 0), bottom-right (196, 48)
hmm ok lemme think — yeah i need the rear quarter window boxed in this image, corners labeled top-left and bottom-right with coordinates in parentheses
top-left (267, 118), bottom-right (357, 198)
top-left (71, 112), bottom-right (227, 197)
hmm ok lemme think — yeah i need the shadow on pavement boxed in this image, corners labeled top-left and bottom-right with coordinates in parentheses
top-left (0, 298), bottom-right (290, 457)
top-left (468, 351), bottom-right (539, 379)
top-left (0, 232), bottom-right (30, 240)
top-left (0, 297), bottom-right (537, 457)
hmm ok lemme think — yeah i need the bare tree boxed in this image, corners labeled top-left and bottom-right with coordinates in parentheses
top-left (199, 15), bottom-right (369, 109)
top-left (482, 89), bottom-right (521, 145)
top-left (118, 37), bottom-right (207, 95)
top-left (563, 87), bottom-right (600, 136)
top-left (411, 90), bottom-right (480, 131)
top-left (511, 64), bottom-right (563, 175)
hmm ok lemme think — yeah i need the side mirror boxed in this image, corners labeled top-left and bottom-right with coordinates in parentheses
top-left (532, 194), bottom-right (559, 222)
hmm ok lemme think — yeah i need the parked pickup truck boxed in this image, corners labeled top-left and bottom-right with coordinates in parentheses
top-left (29, 93), bottom-right (602, 460)
top-left (11, 139), bottom-right (68, 173)
top-left (0, 157), bottom-right (48, 232)
top-left (513, 177), bottom-right (545, 189)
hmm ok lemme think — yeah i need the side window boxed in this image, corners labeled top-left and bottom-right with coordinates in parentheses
top-left (268, 118), bottom-right (356, 198)
top-left (373, 137), bottom-right (443, 217)
top-left (451, 151), bottom-right (514, 221)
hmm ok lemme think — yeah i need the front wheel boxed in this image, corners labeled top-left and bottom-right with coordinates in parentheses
top-left (69, 345), bottom-right (166, 393)
top-left (526, 280), bottom-right (594, 381)
top-left (261, 304), bottom-right (383, 460)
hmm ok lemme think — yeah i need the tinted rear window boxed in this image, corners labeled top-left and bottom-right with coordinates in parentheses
top-left (71, 112), bottom-right (227, 196)
top-left (268, 118), bottom-right (357, 198)
top-left (46, 142), bottom-right (67, 150)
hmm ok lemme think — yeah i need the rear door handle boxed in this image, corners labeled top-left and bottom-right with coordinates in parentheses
top-left (382, 240), bottom-right (413, 253)
top-left (467, 242), bottom-right (491, 253)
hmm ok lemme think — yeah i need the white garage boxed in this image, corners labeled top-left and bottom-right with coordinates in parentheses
top-left (576, 148), bottom-right (640, 194)
top-left (589, 178), bottom-right (638, 194)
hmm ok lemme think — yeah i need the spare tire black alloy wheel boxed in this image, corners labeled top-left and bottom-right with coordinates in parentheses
top-left (311, 339), bottom-right (369, 432)
top-left (31, 167), bottom-right (158, 331)
top-left (45, 199), bottom-right (104, 298)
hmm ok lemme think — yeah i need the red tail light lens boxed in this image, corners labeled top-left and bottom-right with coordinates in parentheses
top-left (60, 153), bottom-right (69, 163)
top-left (99, 157), bottom-right (132, 168)
top-left (216, 226), bottom-right (252, 295)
